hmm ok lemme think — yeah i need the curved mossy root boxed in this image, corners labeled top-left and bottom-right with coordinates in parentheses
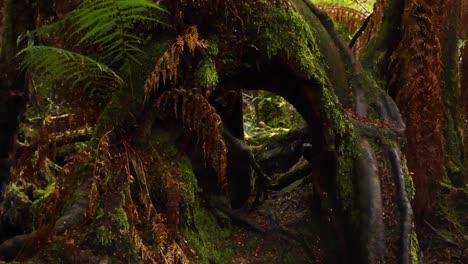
top-left (298, 1), bottom-right (414, 262)
top-left (0, 180), bottom-right (91, 261)
top-left (388, 148), bottom-right (413, 264)
top-left (355, 139), bottom-right (384, 263)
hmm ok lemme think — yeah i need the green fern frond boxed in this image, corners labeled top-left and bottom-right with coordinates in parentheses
top-left (72, 0), bottom-right (166, 65)
top-left (19, 46), bottom-right (124, 91)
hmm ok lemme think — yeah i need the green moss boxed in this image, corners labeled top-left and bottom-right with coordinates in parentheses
top-left (184, 199), bottom-right (234, 264)
top-left (402, 158), bottom-right (415, 201)
top-left (194, 57), bottom-right (218, 88)
top-left (96, 208), bottom-right (105, 219)
top-left (109, 207), bottom-right (130, 230)
top-left (320, 77), bottom-right (359, 210)
top-left (177, 156), bottom-right (233, 264)
top-left (96, 226), bottom-right (113, 248)
top-left (6, 181), bottom-right (33, 201)
top-left (257, 7), bottom-right (323, 78)
top-left (195, 37), bottom-right (219, 88)
top-left (410, 229), bottom-right (420, 264)
top-left (32, 181), bottom-right (56, 207)
top-left (252, 90), bottom-right (305, 130)
top-left (178, 156), bottom-right (200, 200)
top-left (442, 80), bottom-right (464, 186)
top-left (441, 4), bottom-right (464, 187)
top-left (359, 0), bottom-right (404, 76)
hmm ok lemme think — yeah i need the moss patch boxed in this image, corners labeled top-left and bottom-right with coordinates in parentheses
top-left (178, 156), bottom-right (234, 264)
top-left (410, 229), bottom-right (420, 264)
top-left (195, 37), bottom-right (219, 88)
top-left (109, 207), bottom-right (130, 230)
top-left (255, 6), bottom-right (323, 78)
top-left (96, 226), bottom-right (113, 248)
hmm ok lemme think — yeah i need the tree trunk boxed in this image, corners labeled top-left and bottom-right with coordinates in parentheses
top-left (0, 0), bottom-right (34, 197)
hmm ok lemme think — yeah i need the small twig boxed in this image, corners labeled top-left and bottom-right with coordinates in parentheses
top-left (354, 0), bottom-right (370, 14)
top-left (424, 220), bottom-right (462, 247)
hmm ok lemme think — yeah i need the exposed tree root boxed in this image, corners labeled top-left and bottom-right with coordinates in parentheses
top-left (54, 179), bottom-right (91, 235)
top-left (388, 148), bottom-right (413, 264)
top-left (269, 158), bottom-right (311, 191)
top-left (423, 220), bottom-right (462, 247)
top-left (207, 195), bottom-right (266, 233)
top-left (355, 140), bottom-right (384, 263)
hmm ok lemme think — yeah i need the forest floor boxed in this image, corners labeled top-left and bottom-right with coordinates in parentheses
top-left (214, 180), bottom-right (340, 264)
top-left (214, 180), bottom-right (468, 264)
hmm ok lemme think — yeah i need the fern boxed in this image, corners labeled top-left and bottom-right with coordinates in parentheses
top-left (144, 26), bottom-right (208, 97)
top-left (20, 46), bottom-right (124, 91)
top-left (155, 88), bottom-right (228, 195)
top-left (319, 5), bottom-right (367, 35)
top-left (72, 0), bottom-right (166, 66)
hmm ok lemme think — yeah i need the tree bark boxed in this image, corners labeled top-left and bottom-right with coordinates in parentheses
top-left (0, 0), bottom-right (35, 197)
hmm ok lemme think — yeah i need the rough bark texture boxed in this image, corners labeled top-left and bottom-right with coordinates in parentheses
top-left (461, 0), bottom-right (468, 184)
top-left (441, 0), bottom-right (464, 187)
top-left (387, 0), bottom-right (449, 216)
top-left (0, 0), bottom-right (34, 197)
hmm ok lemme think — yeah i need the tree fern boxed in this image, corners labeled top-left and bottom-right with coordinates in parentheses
top-left (19, 46), bottom-right (124, 92)
top-left (72, 0), bottom-right (166, 66)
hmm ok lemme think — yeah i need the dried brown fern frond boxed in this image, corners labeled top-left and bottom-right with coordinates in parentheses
top-left (144, 26), bottom-right (208, 98)
top-left (124, 141), bottom-right (190, 263)
top-left (352, 0), bottom-right (386, 57)
top-left (155, 88), bottom-right (228, 194)
top-left (319, 5), bottom-right (367, 35)
top-left (86, 130), bottom-right (113, 218)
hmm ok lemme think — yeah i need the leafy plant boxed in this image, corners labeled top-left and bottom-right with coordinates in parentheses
top-left (20, 46), bottom-right (124, 91)
top-left (72, 0), bottom-right (166, 66)
top-left (19, 0), bottom-right (167, 92)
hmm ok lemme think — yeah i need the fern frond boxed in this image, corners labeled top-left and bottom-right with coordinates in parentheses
top-left (319, 5), bottom-right (367, 35)
top-left (155, 88), bottom-right (228, 195)
top-left (19, 46), bottom-right (124, 91)
top-left (72, 0), bottom-right (166, 66)
top-left (144, 26), bottom-right (208, 98)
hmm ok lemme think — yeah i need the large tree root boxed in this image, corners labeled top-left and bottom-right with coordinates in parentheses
top-left (389, 148), bottom-right (413, 264)
top-left (356, 140), bottom-right (384, 263)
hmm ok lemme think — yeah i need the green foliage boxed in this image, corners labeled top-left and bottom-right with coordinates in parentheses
top-left (402, 159), bottom-right (416, 201)
top-left (73, 0), bottom-right (166, 66)
top-left (20, 46), bottom-right (124, 92)
top-left (194, 57), bottom-right (218, 88)
top-left (194, 37), bottom-right (219, 88)
top-left (250, 91), bottom-right (305, 129)
top-left (410, 229), bottom-right (420, 264)
top-left (178, 157), bottom-right (233, 263)
top-left (19, 0), bottom-right (166, 96)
